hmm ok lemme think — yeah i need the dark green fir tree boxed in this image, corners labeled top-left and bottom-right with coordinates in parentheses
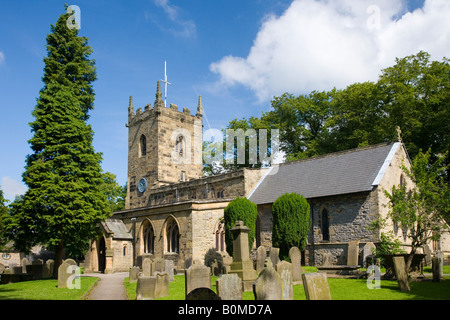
top-left (9, 6), bottom-right (109, 276)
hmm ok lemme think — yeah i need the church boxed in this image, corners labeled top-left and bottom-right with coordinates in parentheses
top-left (83, 82), bottom-right (449, 274)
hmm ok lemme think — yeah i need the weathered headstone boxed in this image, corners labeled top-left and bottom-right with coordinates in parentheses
top-left (392, 256), bottom-right (410, 292)
top-left (253, 263), bottom-right (283, 300)
top-left (42, 260), bottom-right (52, 278)
top-left (269, 247), bottom-right (280, 268)
top-left (185, 287), bottom-right (221, 300)
top-left (432, 253), bottom-right (443, 282)
top-left (185, 263), bottom-right (211, 296)
top-left (21, 258), bottom-right (30, 273)
top-left (216, 273), bottom-right (242, 300)
top-left (321, 252), bottom-right (333, 266)
top-left (289, 246), bottom-right (302, 282)
top-left (27, 264), bottom-right (45, 280)
top-left (165, 259), bottom-right (175, 282)
top-left (129, 266), bottom-right (140, 283)
top-left (280, 269), bottom-right (293, 300)
top-left (136, 275), bottom-right (157, 300)
top-left (229, 221), bottom-right (257, 292)
top-left (302, 272), bottom-right (332, 300)
top-left (363, 242), bottom-right (376, 267)
top-left (154, 272), bottom-right (170, 298)
top-left (256, 246), bottom-right (267, 273)
top-left (423, 244), bottom-right (432, 266)
top-left (222, 252), bottom-right (233, 274)
top-left (64, 258), bottom-right (77, 266)
top-left (152, 257), bottom-right (165, 275)
top-left (347, 240), bottom-right (360, 266)
top-left (142, 257), bottom-right (152, 276)
top-left (58, 262), bottom-right (72, 288)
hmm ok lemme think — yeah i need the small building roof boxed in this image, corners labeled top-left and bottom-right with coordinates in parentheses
top-left (248, 142), bottom-right (403, 205)
top-left (101, 219), bottom-right (133, 240)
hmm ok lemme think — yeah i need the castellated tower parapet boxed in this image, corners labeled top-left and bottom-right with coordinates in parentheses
top-left (125, 81), bottom-right (203, 210)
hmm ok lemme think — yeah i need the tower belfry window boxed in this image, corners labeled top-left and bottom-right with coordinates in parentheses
top-left (140, 134), bottom-right (147, 157)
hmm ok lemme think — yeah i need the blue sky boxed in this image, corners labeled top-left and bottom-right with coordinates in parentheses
top-left (0, 0), bottom-right (448, 201)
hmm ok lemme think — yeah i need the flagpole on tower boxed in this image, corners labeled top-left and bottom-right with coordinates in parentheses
top-left (160, 60), bottom-right (172, 107)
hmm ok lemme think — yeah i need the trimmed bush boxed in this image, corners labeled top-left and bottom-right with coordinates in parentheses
top-left (272, 193), bottom-right (310, 260)
top-left (224, 197), bottom-right (257, 256)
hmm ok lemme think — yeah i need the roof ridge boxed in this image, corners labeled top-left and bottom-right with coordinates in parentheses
top-left (279, 142), bottom-right (395, 167)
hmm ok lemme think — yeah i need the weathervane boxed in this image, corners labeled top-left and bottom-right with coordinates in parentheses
top-left (160, 60), bottom-right (172, 107)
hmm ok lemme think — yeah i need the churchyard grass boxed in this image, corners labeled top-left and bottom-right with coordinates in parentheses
top-left (125, 272), bottom-right (450, 300)
top-left (0, 276), bottom-right (98, 300)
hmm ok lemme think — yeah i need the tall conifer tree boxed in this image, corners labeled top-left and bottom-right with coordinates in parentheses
top-left (10, 6), bottom-right (109, 275)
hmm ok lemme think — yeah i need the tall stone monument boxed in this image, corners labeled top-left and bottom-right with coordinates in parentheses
top-left (229, 221), bottom-right (257, 292)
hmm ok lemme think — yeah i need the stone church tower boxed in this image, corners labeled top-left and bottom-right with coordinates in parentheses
top-left (125, 81), bottom-right (203, 209)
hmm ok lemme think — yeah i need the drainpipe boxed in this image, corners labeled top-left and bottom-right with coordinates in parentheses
top-left (131, 217), bottom-right (136, 267)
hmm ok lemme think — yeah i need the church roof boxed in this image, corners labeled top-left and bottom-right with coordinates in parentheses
top-left (101, 219), bottom-right (133, 240)
top-left (248, 142), bottom-right (403, 205)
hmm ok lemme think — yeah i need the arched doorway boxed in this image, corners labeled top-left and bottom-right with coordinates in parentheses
top-left (98, 237), bottom-right (106, 273)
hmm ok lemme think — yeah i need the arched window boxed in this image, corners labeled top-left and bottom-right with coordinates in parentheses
top-left (176, 135), bottom-right (184, 157)
top-left (140, 134), bottom-right (147, 157)
top-left (321, 208), bottom-right (330, 242)
top-left (215, 220), bottom-right (226, 252)
top-left (143, 222), bottom-right (154, 254)
top-left (166, 218), bottom-right (180, 253)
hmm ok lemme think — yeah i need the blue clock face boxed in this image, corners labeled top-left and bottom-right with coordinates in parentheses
top-left (138, 178), bottom-right (147, 193)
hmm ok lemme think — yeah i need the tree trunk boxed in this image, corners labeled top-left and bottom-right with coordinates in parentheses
top-left (405, 248), bottom-right (416, 276)
top-left (53, 241), bottom-right (64, 279)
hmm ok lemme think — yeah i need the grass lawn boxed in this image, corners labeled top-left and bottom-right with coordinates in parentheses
top-left (124, 267), bottom-right (450, 300)
top-left (0, 276), bottom-right (99, 300)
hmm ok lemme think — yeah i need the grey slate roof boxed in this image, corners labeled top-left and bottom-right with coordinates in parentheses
top-left (248, 142), bottom-right (401, 205)
top-left (101, 219), bottom-right (133, 240)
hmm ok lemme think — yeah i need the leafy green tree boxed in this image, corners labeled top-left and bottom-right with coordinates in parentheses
top-left (9, 7), bottom-right (109, 276)
top-left (101, 172), bottom-right (126, 212)
top-left (384, 149), bottom-right (450, 272)
top-left (223, 197), bottom-right (258, 256)
top-left (272, 193), bottom-right (310, 260)
top-left (0, 188), bottom-right (10, 251)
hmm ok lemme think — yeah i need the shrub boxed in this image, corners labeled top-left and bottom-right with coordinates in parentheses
top-left (224, 197), bottom-right (257, 256)
top-left (272, 193), bottom-right (310, 260)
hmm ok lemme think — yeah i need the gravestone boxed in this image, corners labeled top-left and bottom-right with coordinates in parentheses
top-left (152, 257), bottom-right (165, 275)
top-left (21, 258), bottom-right (30, 273)
top-left (43, 259), bottom-right (54, 278)
top-left (185, 288), bottom-right (221, 300)
top-left (392, 256), bottom-right (410, 292)
top-left (32, 259), bottom-right (43, 265)
top-left (185, 263), bottom-right (211, 296)
top-left (280, 269), bottom-right (293, 300)
top-left (154, 272), bottom-right (170, 298)
top-left (432, 253), bottom-right (443, 282)
top-left (216, 273), bottom-right (242, 300)
top-left (136, 275), bottom-right (157, 300)
top-left (423, 244), bottom-right (432, 266)
top-left (228, 221), bottom-right (257, 292)
top-left (289, 247), bottom-right (302, 283)
top-left (64, 258), bottom-right (77, 266)
top-left (253, 263), bottom-right (283, 300)
top-left (276, 261), bottom-right (293, 299)
top-left (129, 266), bottom-right (140, 283)
top-left (165, 259), bottom-right (175, 282)
top-left (302, 272), bottom-right (332, 300)
top-left (256, 246), bottom-right (267, 273)
top-left (142, 257), bottom-right (152, 276)
top-left (347, 240), bottom-right (360, 266)
top-left (363, 242), bottom-right (376, 267)
top-left (26, 264), bottom-right (44, 280)
top-left (321, 252), bottom-right (333, 266)
top-left (12, 266), bottom-right (23, 275)
top-left (58, 262), bottom-right (73, 288)
top-left (222, 252), bottom-right (233, 274)
top-left (269, 247), bottom-right (280, 268)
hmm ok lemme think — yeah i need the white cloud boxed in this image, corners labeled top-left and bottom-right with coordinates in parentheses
top-left (1, 177), bottom-right (27, 202)
top-left (0, 51), bottom-right (5, 64)
top-left (210, 0), bottom-right (450, 102)
top-left (151, 0), bottom-right (197, 38)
